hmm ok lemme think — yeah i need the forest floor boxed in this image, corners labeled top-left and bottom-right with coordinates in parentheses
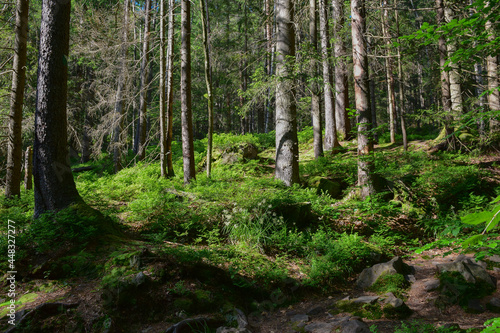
top-left (2, 132), bottom-right (500, 332)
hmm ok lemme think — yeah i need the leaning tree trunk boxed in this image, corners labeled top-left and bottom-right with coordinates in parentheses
top-left (351, 0), bottom-right (375, 199)
top-left (113, 0), bottom-right (129, 173)
top-left (5, 0), bottom-right (29, 198)
top-left (137, 0), bottom-right (152, 161)
top-left (309, 0), bottom-right (323, 158)
top-left (320, 0), bottom-right (340, 151)
top-left (332, 0), bottom-right (351, 140)
top-left (275, 0), bottom-right (299, 186)
top-left (33, 0), bottom-right (82, 218)
top-left (181, 0), bottom-right (196, 184)
top-left (200, 0), bottom-right (214, 177)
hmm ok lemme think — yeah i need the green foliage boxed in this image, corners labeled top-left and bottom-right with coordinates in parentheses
top-left (482, 318), bottom-right (500, 333)
top-left (368, 274), bottom-right (410, 299)
top-left (438, 271), bottom-right (495, 309)
top-left (333, 300), bottom-right (383, 320)
top-left (392, 321), bottom-right (463, 333)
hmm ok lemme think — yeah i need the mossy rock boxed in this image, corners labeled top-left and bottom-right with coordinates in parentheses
top-left (332, 300), bottom-right (383, 320)
top-left (437, 271), bottom-right (495, 309)
top-left (368, 273), bottom-right (410, 299)
top-left (382, 301), bottom-right (412, 319)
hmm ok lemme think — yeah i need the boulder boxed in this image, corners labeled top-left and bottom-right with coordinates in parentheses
top-left (341, 319), bottom-right (371, 333)
top-left (166, 317), bottom-right (223, 333)
top-left (487, 297), bottom-right (500, 313)
top-left (436, 256), bottom-right (496, 289)
top-left (423, 279), bottom-right (441, 292)
top-left (356, 257), bottom-right (414, 289)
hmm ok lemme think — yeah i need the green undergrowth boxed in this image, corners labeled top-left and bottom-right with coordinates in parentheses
top-left (368, 273), bottom-right (410, 299)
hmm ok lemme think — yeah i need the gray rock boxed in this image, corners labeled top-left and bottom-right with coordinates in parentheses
top-left (467, 299), bottom-right (484, 313)
top-left (384, 294), bottom-right (404, 308)
top-left (306, 306), bottom-right (325, 316)
top-left (235, 308), bottom-right (248, 329)
top-left (352, 296), bottom-right (379, 304)
top-left (406, 275), bottom-right (417, 283)
top-left (220, 152), bottom-right (239, 165)
top-left (436, 256), bottom-right (496, 289)
top-left (304, 322), bottom-right (335, 333)
top-left (341, 319), bottom-right (371, 333)
top-left (134, 272), bottom-right (148, 286)
top-left (217, 328), bottom-right (252, 333)
top-left (487, 255), bottom-right (500, 263)
top-left (356, 257), bottom-right (413, 289)
top-left (487, 297), bottom-right (500, 312)
top-left (290, 314), bottom-right (310, 324)
top-left (166, 317), bottom-right (223, 333)
top-left (424, 279), bottom-right (441, 292)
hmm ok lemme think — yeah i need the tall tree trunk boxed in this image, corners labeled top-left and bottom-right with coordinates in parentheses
top-left (436, 0), bottom-right (455, 149)
top-left (24, 146), bottom-right (32, 191)
top-left (200, 0), bottom-right (214, 177)
top-left (137, 0), bottom-right (152, 161)
top-left (164, 0), bottom-right (175, 177)
top-left (444, 2), bottom-right (463, 116)
top-left (486, 16), bottom-right (500, 134)
top-left (382, 0), bottom-right (396, 144)
top-left (181, 0), bottom-right (196, 184)
top-left (275, 0), bottom-right (299, 186)
top-left (332, 0), bottom-right (351, 140)
top-left (265, 0), bottom-right (273, 133)
top-left (351, 0), bottom-right (375, 199)
top-left (5, 0), bottom-right (29, 198)
top-left (113, 0), bottom-right (129, 173)
top-left (320, 0), bottom-right (339, 151)
top-left (395, 3), bottom-right (407, 152)
top-left (34, 0), bottom-right (82, 218)
top-left (310, 0), bottom-right (323, 158)
top-left (160, 0), bottom-right (167, 177)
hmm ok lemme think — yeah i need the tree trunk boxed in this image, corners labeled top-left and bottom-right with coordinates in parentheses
top-left (200, 0), bottom-right (214, 177)
top-left (265, 0), bottom-right (273, 134)
top-left (160, 0), bottom-right (167, 177)
top-left (137, 0), bottom-right (152, 161)
top-left (275, 0), bottom-right (299, 186)
top-left (444, 2), bottom-right (463, 116)
top-left (486, 18), bottom-right (500, 134)
top-left (24, 146), bottom-right (32, 191)
top-left (395, 4), bottom-right (407, 152)
top-left (113, 0), bottom-right (129, 173)
top-left (310, 0), bottom-right (323, 158)
top-left (164, 0), bottom-right (175, 177)
top-left (320, 0), bottom-right (339, 151)
top-left (351, 0), bottom-right (375, 199)
top-left (34, 0), bottom-right (82, 218)
top-left (382, 0), bottom-right (396, 144)
top-left (5, 0), bottom-right (29, 198)
top-left (332, 0), bottom-right (351, 141)
top-left (436, 0), bottom-right (455, 149)
top-left (181, 0), bottom-right (196, 184)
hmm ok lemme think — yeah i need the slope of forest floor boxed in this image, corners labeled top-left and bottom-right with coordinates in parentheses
top-left (2, 128), bottom-right (500, 332)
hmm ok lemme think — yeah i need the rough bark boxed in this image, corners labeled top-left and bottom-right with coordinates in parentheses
top-left (351, 0), bottom-right (375, 199)
top-left (320, 0), bottom-right (339, 151)
top-left (275, 0), bottom-right (299, 186)
top-left (309, 0), bottom-right (323, 158)
top-left (265, 0), bottom-right (273, 133)
top-left (444, 1), bottom-right (463, 116)
top-left (137, 0), bottom-right (152, 161)
top-left (5, 0), bottom-right (29, 198)
top-left (24, 146), bottom-right (32, 191)
top-left (181, 0), bottom-right (196, 184)
top-left (34, 0), bottom-right (82, 218)
top-left (396, 5), bottom-right (407, 152)
top-left (165, 0), bottom-right (175, 177)
top-left (200, 0), bottom-right (214, 177)
top-left (113, 0), bottom-right (129, 173)
top-left (332, 0), bottom-right (351, 140)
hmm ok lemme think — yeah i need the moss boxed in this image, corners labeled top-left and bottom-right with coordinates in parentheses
top-left (437, 271), bottom-right (495, 309)
top-left (332, 300), bottom-right (383, 320)
top-left (382, 302), bottom-right (412, 319)
top-left (368, 273), bottom-right (410, 299)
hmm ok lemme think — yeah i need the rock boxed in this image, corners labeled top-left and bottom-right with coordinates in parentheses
top-left (466, 299), bottom-right (484, 313)
top-left (290, 314), bottom-right (310, 324)
top-left (341, 319), bottom-right (371, 333)
top-left (220, 152), bottom-right (239, 165)
top-left (383, 294), bottom-right (412, 318)
top-left (424, 279), bottom-right (441, 292)
top-left (317, 179), bottom-right (342, 199)
top-left (352, 296), bottom-right (379, 304)
top-left (487, 255), bottom-right (500, 263)
top-left (487, 297), bottom-right (500, 313)
top-left (166, 317), bottom-right (224, 333)
top-left (436, 256), bottom-right (496, 289)
top-left (134, 272), bottom-right (148, 286)
top-left (241, 144), bottom-right (259, 160)
top-left (406, 275), bottom-right (417, 283)
top-left (235, 308), bottom-right (248, 329)
top-left (304, 322), bottom-right (335, 333)
top-left (306, 306), bottom-right (325, 316)
top-left (356, 257), bottom-right (414, 289)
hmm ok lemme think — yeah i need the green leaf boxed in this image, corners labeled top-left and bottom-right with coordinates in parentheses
top-left (461, 211), bottom-right (492, 225)
top-left (461, 234), bottom-right (484, 248)
top-left (485, 205), bottom-right (500, 232)
top-left (492, 196), bottom-right (500, 204)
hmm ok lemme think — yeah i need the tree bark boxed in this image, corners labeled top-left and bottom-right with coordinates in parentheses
top-left (351, 0), bottom-right (375, 199)
top-left (395, 4), bottom-right (407, 152)
top-left (275, 0), bottom-right (299, 186)
top-left (113, 0), bottom-right (129, 173)
top-left (160, 0), bottom-right (167, 177)
top-left (181, 0), bottom-right (196, 184)
top-left (332, 0), bottom-right (351, 140)
top-left (200, 0), bottom-right (214, 177)
top-left (320, 0), bottom-right (339, 151)
top-left (444, 1), bottom-right (463, 116)
top-left (165, 0), bottom-right (175, 177)
top-left (382, 0), bottom-right (397, 144)
top-left (5, 0), bottom-right (29, 198)
top-left (24, 146), bottom-right (32, 191)
top-left (486, 18), bottom-right (500, 133)
top-left (309, 0), bottom-right (323, 158)
top-left (137, 0), bottom-right (152, 161)
top-left (34, 0), bottom-right (82, 218)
